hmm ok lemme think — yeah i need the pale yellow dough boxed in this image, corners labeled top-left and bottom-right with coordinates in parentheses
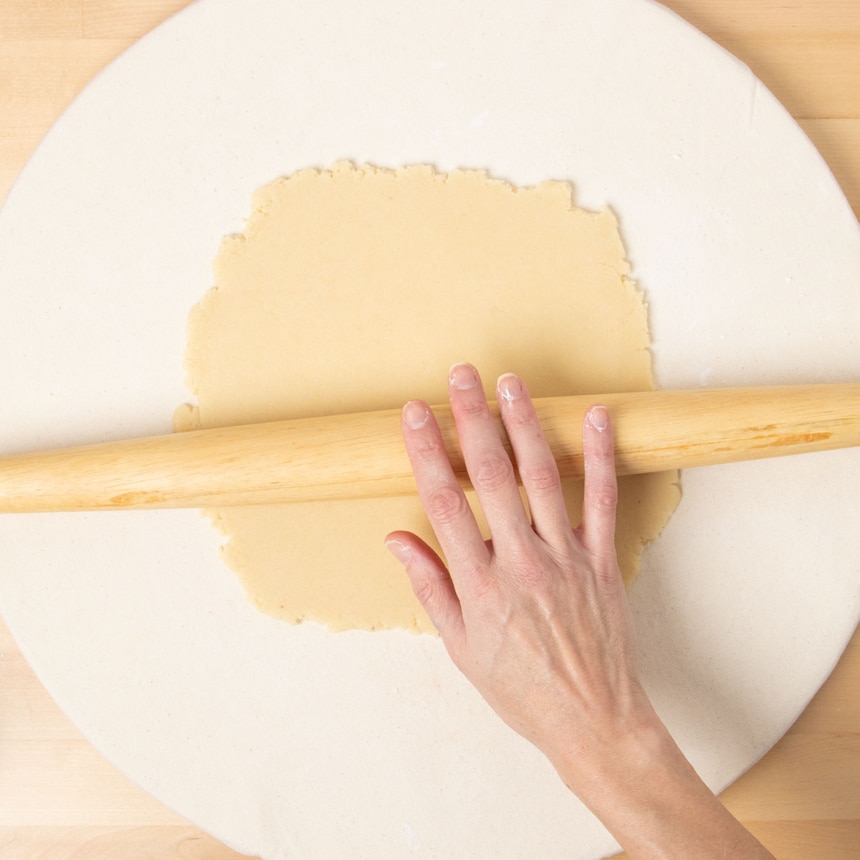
top-left (179, 162), bottom-right (680, 633)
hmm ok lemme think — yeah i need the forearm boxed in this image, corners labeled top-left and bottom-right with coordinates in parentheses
top-left (549, 709), bottom-right (775, 859)
top-left (392, 371), bottom-right (774, 858)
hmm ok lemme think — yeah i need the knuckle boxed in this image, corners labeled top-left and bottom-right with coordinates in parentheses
top-left (409, 429), bottom-right (445, 458)
top-left (502, 402), bottom-right (533, 430)
top-left (472, 453), bottom-right (515, 492)
top-left (592, 483), bottom-right (619, 511)
top-left (511, 558), bottom-right (549, 590)
top-left (425, 483), bottom-right (469, 526)
top-left (461, 563), bottom-right (495, 602)
top-left (411, 574), bottom-right (440, 609)
top-left (520, 463), bottom-right (561, 495)
top-left (457, 395), bottom-right (490, 418)
top-left (501, 403), bottom-right (534, 430)
top-left (498, 542), bottom-right (553, 590)
top-left (585, 444), bottom-right (616, 473)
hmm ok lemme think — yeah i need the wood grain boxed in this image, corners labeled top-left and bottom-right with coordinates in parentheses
top-left (1, 1), bottom-right (858, 858)
top-left (1, 385), bottom-right (858, 511)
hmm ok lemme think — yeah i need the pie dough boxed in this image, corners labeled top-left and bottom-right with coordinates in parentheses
top-left (178, 163), bottom-right (680, 633)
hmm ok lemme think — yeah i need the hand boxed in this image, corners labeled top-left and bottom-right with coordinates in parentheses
top-left (385, 362), bottom-right (648, 770)
top-left (386, 363), bottom-right (775, 859)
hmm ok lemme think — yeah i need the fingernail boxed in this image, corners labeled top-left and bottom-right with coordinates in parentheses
top-left (403, 400), bottom-right (430, 429)
top-left (385, 538), bottom-right (411, 563)
top-left (449, 362), bottom-right (478, 390)
top-left (588, 405), bottom-right (609, 432)
top-left (497, 373), bottom-right (524, 403)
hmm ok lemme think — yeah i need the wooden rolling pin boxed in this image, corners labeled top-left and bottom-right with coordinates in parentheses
top-left (0, 384), bottom-right (857, 512)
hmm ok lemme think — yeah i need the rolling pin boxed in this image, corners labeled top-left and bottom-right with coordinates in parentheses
top-left (0, 384), bottom-right (857, 513)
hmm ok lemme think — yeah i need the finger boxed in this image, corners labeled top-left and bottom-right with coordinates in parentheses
top-left (385, 531), bottom-right (466, 653)
top-left (448, 363), bottom-right (531, 548)
top-left (579, 405), bottom-right (619, 563)
top-left (400, 399), bottom-right (491, 572)
top-left (496, 373), bottom-right (571, 548)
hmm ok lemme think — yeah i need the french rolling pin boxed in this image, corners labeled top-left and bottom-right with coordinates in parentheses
top-left (0, 384), bottom-right (857, 513)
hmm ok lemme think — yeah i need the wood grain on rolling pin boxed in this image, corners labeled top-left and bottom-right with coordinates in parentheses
top-left (0, 385), bottom-right (857, 511)
top-left (1, 2), bottom-right (859, 859)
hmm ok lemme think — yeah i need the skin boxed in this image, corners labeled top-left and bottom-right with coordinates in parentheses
top-left (385, 363), bottom-right (775, 859)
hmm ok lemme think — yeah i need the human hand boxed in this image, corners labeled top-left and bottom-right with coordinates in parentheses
top-left (384, 362), bottom-right (651, 778)
top-left (385, 363), bottom-right (776, 859)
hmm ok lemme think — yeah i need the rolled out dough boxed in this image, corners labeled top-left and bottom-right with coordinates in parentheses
top-left (179, 162), bottom-right (680, 633)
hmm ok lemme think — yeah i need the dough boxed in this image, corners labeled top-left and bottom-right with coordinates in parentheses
top-left (179, 163), bottom-right (680, 633)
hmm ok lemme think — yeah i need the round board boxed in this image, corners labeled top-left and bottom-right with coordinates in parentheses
top-left (0, 1), bottom-right (858, 858)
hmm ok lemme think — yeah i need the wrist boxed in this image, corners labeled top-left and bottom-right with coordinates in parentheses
top-left (547, 702), bottom-right (774, 859)
top-left (548, 697), bottom-right (677, 818)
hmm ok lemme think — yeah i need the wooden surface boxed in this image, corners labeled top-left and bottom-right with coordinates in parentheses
top-left (0, 1), bottom-right (858, 857)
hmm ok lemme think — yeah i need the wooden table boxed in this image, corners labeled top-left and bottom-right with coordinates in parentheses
top-left (1, 2), bottom-right (858, 857)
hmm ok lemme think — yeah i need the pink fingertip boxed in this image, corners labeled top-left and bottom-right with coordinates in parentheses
top-left (403, 400), bottom-right (430, 430)
top-left (497, 373), bottom-right (524, 403)
top-left (587, 405), bottom-right (609, 432)
top-left (448, 362), bottom-right (478, 390)
top-left (385, 538), bottom-right (412, 563)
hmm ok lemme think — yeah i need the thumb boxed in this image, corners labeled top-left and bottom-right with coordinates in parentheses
top-left (385, 531), bottom-right (465, 649)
